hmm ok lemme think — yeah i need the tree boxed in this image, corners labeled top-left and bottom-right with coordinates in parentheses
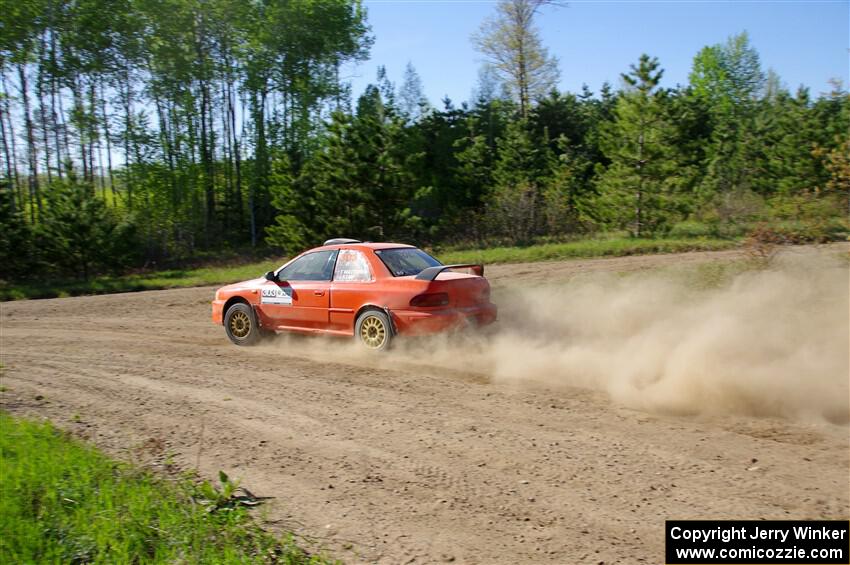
top-left (597, 55), bottom-right (679, 237)
top-left (472, 0), bottom-right (561, 118)
top-left (485, 119), bottom-right (550, 243)
top-left (751, 87), bottom-right (821, 196)
top-left (36, 171), bottom-right (139, 280)
top-left (264, 152), bottom-right (316, 254)
top-left (0, 183), bottom-right (33, 280)
top-left (398, 62), bottom-right (430, 123)
top-left (470, 65), bottom-right (504, 105)
top-left (689, 32), bottom-right (766, 196)
top-left (542, 134), bottom-right (597, 234)
top-left (454, 131), bottom-right (494, 211)
top-left (441, 100), bottom-right (515, 242)
top-left (813, 136), bottom-right (850, 216)
top-left (266, 86), bottom-right (423, 249)
top-left (2, 1), bottom-right (847, 278)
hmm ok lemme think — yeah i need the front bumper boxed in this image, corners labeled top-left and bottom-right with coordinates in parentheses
top-left (211, 300), bottom-right (225, 325)
top-left (391, 303), bottom-right (497, 335)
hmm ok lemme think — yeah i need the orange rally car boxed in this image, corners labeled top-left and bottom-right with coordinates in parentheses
top-left (212, 239), bottom-right (497, 350)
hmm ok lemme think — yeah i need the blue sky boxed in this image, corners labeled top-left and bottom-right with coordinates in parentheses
top-left (346, 0), bottom-right (850, 105)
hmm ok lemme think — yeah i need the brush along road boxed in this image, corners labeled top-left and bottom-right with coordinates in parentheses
top-left (1, 246), bottom-right (847, 564)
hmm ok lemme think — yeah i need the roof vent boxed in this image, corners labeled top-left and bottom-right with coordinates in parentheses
top-left (323, 238), bottom-right (362, 246)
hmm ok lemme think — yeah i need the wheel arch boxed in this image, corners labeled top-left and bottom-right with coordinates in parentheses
top-left (223, 296), bottom-right (251, 319)
top-left (354, 304), bottom-right (385, 325)
top-left (354, 304), bottom-right (396, 336)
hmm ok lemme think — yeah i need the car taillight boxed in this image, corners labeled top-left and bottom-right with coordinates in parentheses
top-left (410, 292), bottom-right (449, 307)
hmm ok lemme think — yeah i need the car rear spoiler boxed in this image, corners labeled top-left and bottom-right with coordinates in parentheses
top-left (415, 264), bottom-right (484, 281)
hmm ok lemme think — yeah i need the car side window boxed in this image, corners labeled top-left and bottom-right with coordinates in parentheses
top-left (333, 250), bottom-right (372, 282)
top-left (278, 250), bottom-right (337, 281)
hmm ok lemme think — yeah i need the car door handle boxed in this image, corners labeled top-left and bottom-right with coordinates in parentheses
top-left (313, 290), bottom-right (325, 296)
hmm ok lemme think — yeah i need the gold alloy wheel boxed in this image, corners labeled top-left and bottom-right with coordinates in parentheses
top-left (229, 310), bottom-right (251, 339)
top-left (359, 315), bottom-right (387, 349)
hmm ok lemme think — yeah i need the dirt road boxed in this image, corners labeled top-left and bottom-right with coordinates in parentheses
top-left (2, 247), bottom-right (848, 564)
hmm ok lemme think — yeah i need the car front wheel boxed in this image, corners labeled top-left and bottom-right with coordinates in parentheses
top-left (224, 303), bottom-right (262, 346)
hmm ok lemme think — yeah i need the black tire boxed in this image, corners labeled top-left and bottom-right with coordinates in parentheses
top-left (355, 310), bottom-right (393, 351)
top-left (224, 303), bottom-right (262, 346)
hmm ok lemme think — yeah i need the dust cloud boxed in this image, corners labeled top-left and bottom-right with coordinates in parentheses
top-left (482, 251), bottom-right (849, 423)
top-left (277, 249), bottom-right (850, 423)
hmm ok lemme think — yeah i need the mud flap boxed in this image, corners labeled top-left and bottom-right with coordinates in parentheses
top-left (382, 306), bottom-right (397, 337)
top-left (251, 304), bottom-right (265, 330)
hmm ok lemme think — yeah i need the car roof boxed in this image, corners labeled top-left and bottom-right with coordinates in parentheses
top-left (313, 242), bottom-right (415, 251)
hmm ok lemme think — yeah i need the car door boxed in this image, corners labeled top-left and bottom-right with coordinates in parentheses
top-left (258, 250), bottom-right (336, 330)
top-left (329, 249), bottom-right (375, 331)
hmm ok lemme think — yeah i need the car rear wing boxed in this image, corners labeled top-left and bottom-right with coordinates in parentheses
top-left (415, 264), bottom-right (484, 281)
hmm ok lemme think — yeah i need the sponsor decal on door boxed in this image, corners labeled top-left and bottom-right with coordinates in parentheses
top-left (260, 285), bottom-right (293, 305)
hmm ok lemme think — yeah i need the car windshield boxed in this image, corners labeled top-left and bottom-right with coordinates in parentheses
top-left (277, 250), bottom-right (338, 281)
top-left (375, 248), bottom-right (442, 277)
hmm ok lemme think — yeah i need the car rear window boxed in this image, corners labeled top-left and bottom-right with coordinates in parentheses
top-left (375, 248), bottom-right (442, 277)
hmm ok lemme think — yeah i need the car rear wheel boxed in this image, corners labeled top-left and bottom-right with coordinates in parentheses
top-left (224, 303), bottom-right (262, 346)
top-left (355, 310), bottom-right (393, 351)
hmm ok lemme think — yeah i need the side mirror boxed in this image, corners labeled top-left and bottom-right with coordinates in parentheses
top-left (264, 270), bottom-right (278, 282)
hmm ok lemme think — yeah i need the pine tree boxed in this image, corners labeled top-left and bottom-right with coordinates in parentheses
top-left (689, 32), bottom-right (766, 196)
top-left (264, 152), bottom-right (316, 254)
top-left (0, 183), bottom-right (33, 280)
top-left (454, 117), bottom-right (496, 222)
top-left (754, 87), bottom-right (822, 196)
top-left (35, 170), bottom-right (139, 280)
top-left (486, 119), bottom-right (549, 243)
top-left (543, 135), bottom-right (595, 234)
top-left (597, 55), bottom-right (679, 237)
top-left (266, 86), bottom-right (423, 249)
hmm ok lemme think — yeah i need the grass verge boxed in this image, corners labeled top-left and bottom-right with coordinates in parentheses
top-left (0, 262), bottom-right (277, 301)
top-left (0, 236), bottom-right (739, 301)
top-left (439, 236), bottom-right (738, 265)
top-left (0, 412), bottom-right (331, 564)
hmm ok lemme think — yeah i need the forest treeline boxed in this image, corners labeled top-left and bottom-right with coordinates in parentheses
top-left (1, 0), bottom-right (848, 282)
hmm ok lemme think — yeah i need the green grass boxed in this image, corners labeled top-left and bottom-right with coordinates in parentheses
top-left (439, 236), bottom-right (739, 265)
top-left (0, 262), bottom-right (279, 301)
top-left (0, 236), bottom-right (740, 301)
top-left (0, 413), bottom-right (332, 564)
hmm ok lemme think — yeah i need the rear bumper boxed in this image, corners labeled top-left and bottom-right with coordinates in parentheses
top-left (211, 300), bottom-right (225, 325)
top-left (391, 303), bottom-right (497, 335)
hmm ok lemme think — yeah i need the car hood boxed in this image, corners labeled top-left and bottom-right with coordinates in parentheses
top-left (216, 277), bottom-right (266, 294)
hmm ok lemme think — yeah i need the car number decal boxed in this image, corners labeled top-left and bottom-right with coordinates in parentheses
top-left (260, 285), bottom-right (293, 305)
